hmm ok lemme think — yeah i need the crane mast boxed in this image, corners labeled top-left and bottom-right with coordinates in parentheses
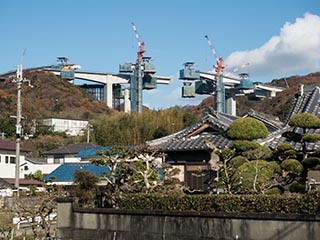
top-left (131, 22), bottom-right (146, 113)
top-left (205, 35), bottom-right (226, 113)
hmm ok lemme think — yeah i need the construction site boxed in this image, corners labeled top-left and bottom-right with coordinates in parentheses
top-left (0, 22), bottom-right (284, 116)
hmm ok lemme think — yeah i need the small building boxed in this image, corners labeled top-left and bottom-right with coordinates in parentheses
top-left (147, 111), bottom-right (235, 192)
top-left (40, 118), bottom-right (89, 136)
top-left (0, 140), bottom-right (30, 179)
top-left (42, 143), bottom-right (97, 164)
top-left (44, 162), bottom-right (110, 186)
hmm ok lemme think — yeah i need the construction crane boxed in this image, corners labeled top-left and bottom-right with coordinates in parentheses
top-left (179, 35), bottom-right (252, 115)
top-left (119, 22), bottom-right (168, 113)
top-left (131, 22), bottom-right (145, 113)
top-left (204, 35), bottom-right (251, 113)
top-left (204, 35), bottom-right (227, 112)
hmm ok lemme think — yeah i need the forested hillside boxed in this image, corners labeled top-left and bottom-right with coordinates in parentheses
top-left (0, 71), bottom-right (110, 137)
top-left (0, 71), bottom-right (319, 156)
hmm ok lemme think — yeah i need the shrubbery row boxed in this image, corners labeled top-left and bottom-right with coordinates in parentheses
top-left (119, 191), bottom-right (320, 214)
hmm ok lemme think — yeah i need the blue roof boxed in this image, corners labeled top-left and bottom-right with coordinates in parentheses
top-left (75, 146), bottom-right (111, 158)
top-left (44, 163), bottom-right (110, 182)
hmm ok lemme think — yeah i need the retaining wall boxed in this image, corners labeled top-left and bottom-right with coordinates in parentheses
top-left (56, 198), bottom-right (320, 240)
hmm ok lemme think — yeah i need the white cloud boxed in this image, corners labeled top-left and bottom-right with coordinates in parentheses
top-left (225, 13), bottom-right (320, 78)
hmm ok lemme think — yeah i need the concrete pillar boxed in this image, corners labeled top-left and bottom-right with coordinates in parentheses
top-left (103, 82), bottom-right (113, 109)
top-left (124, 88), bottom-right (131, 113)
top-left (226, 94), bottom-right (236, 116)
top-left (56, 197), bottom-right (74, 239)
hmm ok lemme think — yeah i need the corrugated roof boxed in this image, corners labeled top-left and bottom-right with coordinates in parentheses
top-left (75, 146), bottom-right (111, 158)
top-left (44, 163), bottom-right (110, 182)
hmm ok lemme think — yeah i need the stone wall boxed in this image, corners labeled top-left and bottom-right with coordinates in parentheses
top-left (56, 198), bottom-right (320, 240)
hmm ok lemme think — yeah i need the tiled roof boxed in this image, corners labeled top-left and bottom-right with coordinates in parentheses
top-left (147, 112), bottom-right (235, 151)
top-left (75, 146), bottom-right (111, 158)
top-left (43, 163), bottom-right (110, 182)
top-left (42, 143), bottom-right (97, 156)
top-left (0, 140), bottom-right (30, 152)
top-left (261, 86), bottom-right (320, 151)
top-left (246, 109), bottom-right (283, 133)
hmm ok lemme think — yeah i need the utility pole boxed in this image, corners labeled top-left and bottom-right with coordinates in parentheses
top-left (13, 62), bottom-right (31, 192)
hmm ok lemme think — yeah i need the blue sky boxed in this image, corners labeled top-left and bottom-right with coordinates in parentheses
top-left (1, 1), bottom-right (320, 109)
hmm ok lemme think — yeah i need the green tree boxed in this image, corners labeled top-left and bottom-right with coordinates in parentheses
top-left (227, 117), bottom-right (268, 141)
top-left (91, 145), bottom-right (184, 207)
top-left (234, 160), bottom-right (281, 194)
top-left (74, 170), bottom-right (99, 207)
top-left (92, 108), bottom-right (196, 146)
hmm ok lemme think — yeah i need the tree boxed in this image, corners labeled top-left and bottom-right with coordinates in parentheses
top-left (13, 196), bottom-right (57, 239)
top-left (74, 170), bottom-right (99, 207)
top-left (91, 145), bottom-right (184, 207)
top-left (234, 160), bottom-right (281, 194)
top-left (0, 211), bottom-right (14, 239)
top-left (288, 113), bottom-right (320, 159)
top-left (227, 117), bottom-right (268, 141)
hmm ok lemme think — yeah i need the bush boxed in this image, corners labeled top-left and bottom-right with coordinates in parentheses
top-left (232, 140), bottom-right (261, 153)
top-left (281, 159), bottom-right (303, 176)
top-left (302, 157), bottom-right (320, 167)
top-left (118, 192), bottom-right (320, 214)
top-left (289, 182), bottom-right (306, 193)
top-left (227, 117), bottom-right (268, 140)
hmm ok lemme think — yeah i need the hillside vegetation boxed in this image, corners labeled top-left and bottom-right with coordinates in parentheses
top-left (0, 71), bottom-right (319, 156)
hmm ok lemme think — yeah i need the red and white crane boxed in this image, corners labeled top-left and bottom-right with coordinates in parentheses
top-left (132, 22), bottom-right (146, 64)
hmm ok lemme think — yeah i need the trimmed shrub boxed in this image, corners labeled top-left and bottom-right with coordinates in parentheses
top-left (281, 159), bottom-right (303, 176)
top-left (289, 182), bottom-right (306, 193)
top-left (302, 157), bottom-right (320, 167)
top-left (119, 192), bottom-right (320, 214)
top-left (232, 140), bottom-right (261, 153)
top-left (227, 117), bottom-right (268, 140)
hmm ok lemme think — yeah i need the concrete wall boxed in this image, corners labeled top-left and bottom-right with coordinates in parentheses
top-left (56, 198), bottom-right (320, 240)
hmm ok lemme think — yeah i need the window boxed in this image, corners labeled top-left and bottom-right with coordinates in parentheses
top-left (5, 156), bottom-right (8, 164)
top-left (10, 157), bottom-right (16, 164)
top-left (54, 155), bottom-right (64, 164)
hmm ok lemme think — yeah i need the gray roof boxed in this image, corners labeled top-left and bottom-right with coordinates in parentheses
top-left (245, 109), bottom-right (283, 133)
top-left (148, 86), bottom-right (320, 153)
top-left (260, 86), bottom-right (320, 151)
top-left (0, 140), bottom-right (30, 152)
top-left (25, 157), bottom-right (47, 164)
top-left (42, 143), bottom-right (97, 156)
top-left (147, 111), bottom-right (235, 151)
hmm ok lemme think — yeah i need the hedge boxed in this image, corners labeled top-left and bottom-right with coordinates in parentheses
top-left (119, 191), bottom-right (320, 214)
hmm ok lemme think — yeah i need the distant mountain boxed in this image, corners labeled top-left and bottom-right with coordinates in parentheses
top-left (0, 71), bottom-right (110, 122)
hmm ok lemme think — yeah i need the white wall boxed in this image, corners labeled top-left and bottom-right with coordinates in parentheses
top-left (24, 161), bottom-right (60, 176)
top-left (42, 118), bottom-right (88, 136)
top-left (46, 154), bottom-right (81, 164)
top-left (0, 150), bottom-right (26, 179)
